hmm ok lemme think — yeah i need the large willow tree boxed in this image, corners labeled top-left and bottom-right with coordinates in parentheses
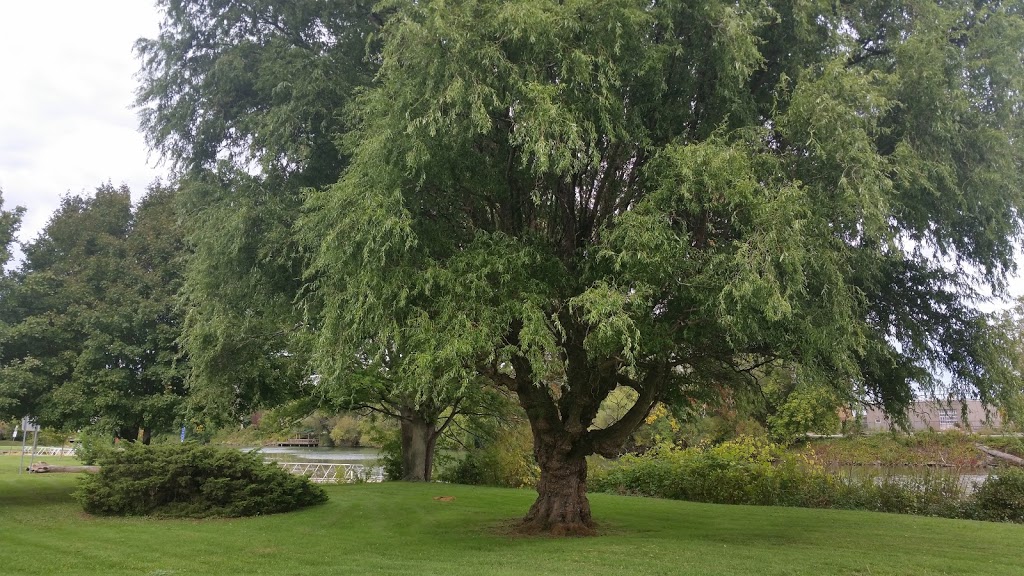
top-left (135, 0), bottom-right (378, 420)
top-left (136, 0), bottom-right (484, 481)
top-left (306, 0), bottom-right (1024, 534)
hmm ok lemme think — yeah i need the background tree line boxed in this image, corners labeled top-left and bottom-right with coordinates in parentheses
top-left (0, 185), bottom-right (186, 443)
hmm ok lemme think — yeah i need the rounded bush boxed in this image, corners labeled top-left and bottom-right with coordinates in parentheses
top-left (969, 467), bottom-right (1024, 523)
top-left (75, 444), bottom-right (328, 518)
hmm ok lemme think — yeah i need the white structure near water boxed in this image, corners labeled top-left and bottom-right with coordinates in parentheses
top-left (274, 462), bottom-right (384, 483)
top-left (0, 446), bottom-right (77, 457)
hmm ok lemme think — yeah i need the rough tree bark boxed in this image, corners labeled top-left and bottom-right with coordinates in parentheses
top-left (501, 330), bottom-right (665, 536)
top-left (520, 431), bottom-right (593, 535)
top-left (371, 394), bottom-right (460, 482)
top-left (399, 406), bottom-right (438, 481)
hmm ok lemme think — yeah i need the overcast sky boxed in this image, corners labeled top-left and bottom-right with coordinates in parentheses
top-left (0, 1), bottom-right (164, 248)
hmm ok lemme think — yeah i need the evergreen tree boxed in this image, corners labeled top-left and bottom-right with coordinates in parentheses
top-left (0, 190), bottom-right (26, 418)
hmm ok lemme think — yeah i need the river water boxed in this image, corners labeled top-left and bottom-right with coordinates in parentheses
top-left (829, 465), bottom-right (992, 494)
top-left (243, 446), bottom-right (381, 465)
top-left (240, 446), bottom-right (386, 483)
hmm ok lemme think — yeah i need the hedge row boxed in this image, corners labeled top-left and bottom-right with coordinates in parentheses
top-left (590, 437), bottom-right (1024, 522)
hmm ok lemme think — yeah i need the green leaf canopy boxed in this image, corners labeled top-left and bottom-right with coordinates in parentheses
top-left (303, 0), bottom-right (1024, 531)
top-left (0, 186), bottom-right (187, 438)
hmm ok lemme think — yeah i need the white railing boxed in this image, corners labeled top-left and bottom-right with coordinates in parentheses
top-left (274, 462), bottom-right (385, 484)
top-left (0, 446), bottom-right (76, 457)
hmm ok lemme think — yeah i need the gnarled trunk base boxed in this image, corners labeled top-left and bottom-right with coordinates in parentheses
top-left (518, 451), bottom-right (595, 536)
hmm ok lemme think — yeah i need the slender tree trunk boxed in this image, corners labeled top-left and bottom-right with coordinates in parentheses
top-left (399, 407), bottom-right (437, 481)
top-left (519, 432), bottom-right (595, 536)
top-left (424, 431), bottom-right (438, 479)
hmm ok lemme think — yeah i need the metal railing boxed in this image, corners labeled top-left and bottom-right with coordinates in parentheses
top-left (274, 462), bottom-right (385, 484)
top-left (0, 446), bottom-right (76, 457)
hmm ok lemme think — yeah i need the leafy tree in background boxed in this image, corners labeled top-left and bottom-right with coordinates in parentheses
top-left (988, 299), bottom-right (1024, 426)
top-left (174, 171), bottom-right (313, 425)
top-left (304, 0), bottom-right (1024, 533)
top-left (135, 0), bottom-right (378, 421)
top-left (0, 190), bottom-right (24, 269)
top-left (0, 190), bottom-right (26, 419)
top-left (762, 374), bottom-right (843, 442)
top-left (136, 0), bottom-right (480, 480)
top-left (0, 185), bottom-right (187, 442)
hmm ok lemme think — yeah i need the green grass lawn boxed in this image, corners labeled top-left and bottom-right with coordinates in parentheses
top-left (1, 455), bottom-right (1021, 576)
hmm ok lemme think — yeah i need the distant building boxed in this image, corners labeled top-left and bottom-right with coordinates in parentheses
top-left (862, 400), bottom-right (1002, 433)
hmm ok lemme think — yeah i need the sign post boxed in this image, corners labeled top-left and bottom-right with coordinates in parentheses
top-left (18, 424), bottom-right (26, 474)
top-left (18, 417), bottom-right (39, 474)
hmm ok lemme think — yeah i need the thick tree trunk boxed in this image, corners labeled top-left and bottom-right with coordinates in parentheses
top-left (520, 435), bottom-right (595, 536)
top-left (499, 325), bottom-right (664, 536)
top-left (141, 428), bottom-right (152, 446)
top-left (399, 408), bottom-right (437, 481)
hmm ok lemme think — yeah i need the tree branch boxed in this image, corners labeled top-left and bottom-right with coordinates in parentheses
top-left (583, 366), bottom-right (664, 458)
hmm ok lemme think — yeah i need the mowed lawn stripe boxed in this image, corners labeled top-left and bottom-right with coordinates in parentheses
top-left (1, 457), bottom-right (1021, 575)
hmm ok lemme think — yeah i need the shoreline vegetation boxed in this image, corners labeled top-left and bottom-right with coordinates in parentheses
top-left (795, 432), bottom-right (1024, 469)
top-left (14, 431), bottom-right (1024, 526)
top-left (5, 431), bottom-right (1021, 474)
top-left (590, 435), bottom-right (1024, 524)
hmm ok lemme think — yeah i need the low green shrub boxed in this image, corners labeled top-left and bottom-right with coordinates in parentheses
top-left (590, 437), bottom-right (835, 507)
top-left (439, 422), bottom-right (538, 488)
top-left (75, 443), bottom-right (327, 517)
top-left (589, 436), bottom-right (1005, 522)
top-left (440, 451), bottom-right (487, 486)
top-left (968, 467), bottom-right (1024, 522)
top-left (73, 429), bottom-right (115, 465)
top-left (829, 470), bottom-right (968, 518)
top-left (376, 431), bottom-right (405, 481)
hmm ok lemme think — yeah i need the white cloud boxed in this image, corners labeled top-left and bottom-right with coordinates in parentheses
top-left (0, 0), bottom-right (165, 247)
